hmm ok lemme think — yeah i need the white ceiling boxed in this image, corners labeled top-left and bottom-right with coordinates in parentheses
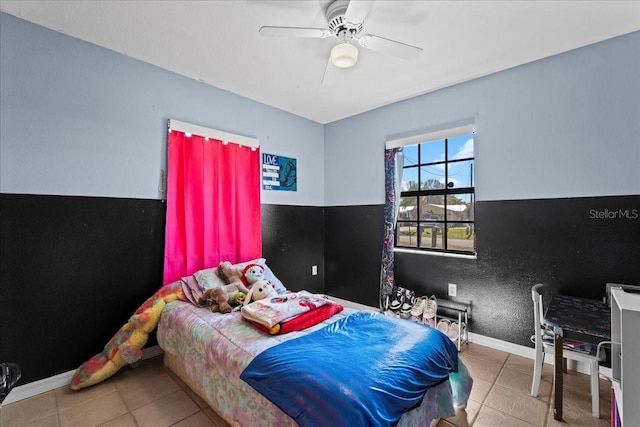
top-left (1, 0), bottom-right (639, 124)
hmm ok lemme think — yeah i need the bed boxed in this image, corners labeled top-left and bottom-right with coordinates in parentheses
top-left (157, 291), bottom-right (473, 426)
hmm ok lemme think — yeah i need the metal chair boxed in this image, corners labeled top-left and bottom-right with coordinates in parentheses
top-left (0, 363), bottom-right (21, 405)
top-left (530, 284), bottom-right (601, 417)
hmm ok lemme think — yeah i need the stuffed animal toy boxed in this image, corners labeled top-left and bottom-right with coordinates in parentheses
top-left (217, 261), bottom-right (245, 287)
top-left (71, 281), bottom-right (186, 390)
top-left (242, 263), bottom-right (265, 287)
top-left (198, 283), bottom-right (248, 314)
top-left (243, 280), bottom-right (278, 305)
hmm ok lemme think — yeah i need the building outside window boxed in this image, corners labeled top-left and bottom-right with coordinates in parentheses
top-left (396, 131), bottom-right (475, 254)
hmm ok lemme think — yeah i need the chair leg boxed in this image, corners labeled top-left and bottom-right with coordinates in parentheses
top-left (590, 360), bottom-right (599, 417)
top-left (531, 351), bottom-right (544, 397)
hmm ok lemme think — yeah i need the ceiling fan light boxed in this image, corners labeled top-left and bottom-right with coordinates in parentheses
top-left (331, 43), bottom-right (358, 68)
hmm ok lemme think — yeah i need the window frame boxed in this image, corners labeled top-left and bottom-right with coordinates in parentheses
top-left (393, 130), bottom-right (475, 256)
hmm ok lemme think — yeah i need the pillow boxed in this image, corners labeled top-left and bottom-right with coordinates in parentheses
top-left (180, 275), bottom-right (208, 305)
top-left (193, 258), bottom-right (287, 295)
top-left (232, 258), bottom-right (288, 295)
top-left (193, 267), bottom-right (226, 290)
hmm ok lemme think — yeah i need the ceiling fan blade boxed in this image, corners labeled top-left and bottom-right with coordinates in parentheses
top-left (259, 26), bottom-right (332, 38)
top-left (321, 57), bottom-right (339, 86)
top-left (344, 0), bottom-right (374, 27)
top-left (357, 34), bottom-right (423, 60)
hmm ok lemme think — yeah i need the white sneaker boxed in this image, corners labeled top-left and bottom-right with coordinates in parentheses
top-left (436, 319), bottom-right (451, 334)
top-left (422, 295), bottom-right (438, 324)
top-left (447, 322), bottom-right (466, 341)
top-left (447, 322), bottom-right (460, 341)
top-left (409, 296), bottom-right (427, 321)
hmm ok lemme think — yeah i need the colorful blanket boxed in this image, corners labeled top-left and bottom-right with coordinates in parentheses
top-left (241, 311), bottom-right (473, 427)
top-left (247, 303), bottom-right (344, 335)
top-left (70, 281), bottom-right (186, 390)
top-left (241, 291), bottom-right (335, 328)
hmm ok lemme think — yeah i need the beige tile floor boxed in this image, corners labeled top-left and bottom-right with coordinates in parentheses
top-left (1, 344), bottom-right (612, 427)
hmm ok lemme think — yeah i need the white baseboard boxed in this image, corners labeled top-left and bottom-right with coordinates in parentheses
top-left (468, 332), bottom-right (612, 379)
top-left (1, 346), bottom-right (164, 407)
top-left (468, 332), bottom-right (536, 359)
top-left (2, 369), bottom-right (75, 407)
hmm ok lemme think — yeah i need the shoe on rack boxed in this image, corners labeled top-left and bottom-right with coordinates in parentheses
top-left (409, 296), bottom-right (427, 322)
top-left (400, 301), bottom-right (413, 319)
top-left (447, 322), bottom-right (459, 341)
top-left (447, 322), bottom-right (466, 342)
top-left (403, 288), bottom-right (416, 305)
top-left (389, 287), bottom-right (401, 312)
top-left (400, 290), bottom-right (414, 314)
top-left (422, 295), bottom-right (438, 324)
top-left (0, 362), bottom-right (22, 405)
top-left (436, 319), bottom-right (451, 334)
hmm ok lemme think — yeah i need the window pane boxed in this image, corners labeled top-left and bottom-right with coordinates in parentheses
top-left (403, 144), bottom-right (419, 167)
top-left (399, 196), bottom-right (417, 220)
top-left (419, 196), bottom-right (444, 221)
top-left (420, 139), bottom-right (445, 164)
top-left (396, 134), bottom-right (475, 255)
top-left (449, 134), bottom-right (474, 160)
top-left (446, 193), bottom-right (474, 221)
top-left (446, 222), bottom-right (475, 252)
top-left (420, 165), bottom-right (446, 190)
top-left (419, 222), bottom-right (444, 250)
top-left (397, 222), bottom-right (418, 248)
top-left (401, 167), bottom-right (419, 192)
top-left (447, 160), bottom-right (474, 188)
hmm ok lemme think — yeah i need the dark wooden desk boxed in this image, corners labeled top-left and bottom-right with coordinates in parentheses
top-left (544, 294), bottom-right (611, 421)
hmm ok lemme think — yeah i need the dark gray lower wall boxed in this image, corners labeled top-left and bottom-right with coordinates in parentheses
top-left (325, 195), bottom-right (640, 346)
top-left (324, 205), bottom-right (385, 307)
top-left (0, 194), bottom-right (167, 385)
top-left (261, 204), bottom-right (325, 294)
top-left (0, 196), bottom-right (324, 385)
top-left (2, 194), bottom-right (638, 385)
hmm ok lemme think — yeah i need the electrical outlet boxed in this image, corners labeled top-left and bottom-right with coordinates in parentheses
top-left (448, 283), bottom-right (457, 297)
top-left (312, 265), bottom-right (318, 276)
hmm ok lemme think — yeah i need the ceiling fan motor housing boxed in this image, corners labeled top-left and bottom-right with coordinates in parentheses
top-left (326, 0), bottom-right (363, 36)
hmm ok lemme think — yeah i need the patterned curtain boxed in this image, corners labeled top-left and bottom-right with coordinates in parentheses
top-left (379, 147), bottom-right (403, 311)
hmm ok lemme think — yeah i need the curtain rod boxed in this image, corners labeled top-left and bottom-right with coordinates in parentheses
top-left (168, 119), bottom-right (259, 148)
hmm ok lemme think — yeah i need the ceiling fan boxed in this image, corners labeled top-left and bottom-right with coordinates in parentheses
top-left (259, 0), bottom-right (423, 84)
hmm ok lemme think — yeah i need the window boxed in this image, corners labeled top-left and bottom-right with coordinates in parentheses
top-left (395, 131), bottom-right (475, 255)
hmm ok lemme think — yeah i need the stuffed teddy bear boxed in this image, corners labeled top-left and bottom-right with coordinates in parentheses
top-left (198, 283), bottom-right (248, 314)
top-left (217, 261), bottom-right (245, 287)
top-left (243, 280), bottom-right (278, 305)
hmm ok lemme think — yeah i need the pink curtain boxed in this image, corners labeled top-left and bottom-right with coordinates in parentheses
top-left (163, 130), bottom-right (261, 285)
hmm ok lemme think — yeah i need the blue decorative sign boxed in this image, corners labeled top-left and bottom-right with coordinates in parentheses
top-left (262, 153), bottom-right (297, 191)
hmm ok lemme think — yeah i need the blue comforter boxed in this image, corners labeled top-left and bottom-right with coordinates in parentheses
top-left (240, 311), bottom-right (461, 427)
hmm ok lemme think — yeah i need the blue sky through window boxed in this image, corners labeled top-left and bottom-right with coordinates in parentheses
top-left (401, 134), bottom-right (474, 191)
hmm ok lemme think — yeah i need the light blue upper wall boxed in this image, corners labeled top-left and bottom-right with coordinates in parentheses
top-left (0, 13), bottom-right (325, 206)
top-left (3, 13), bottom-right (639, 208)
top-left (325, 31), bottom-right (640, 205)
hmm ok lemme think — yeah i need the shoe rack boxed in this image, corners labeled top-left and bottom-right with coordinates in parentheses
top-left (436, 299), bottom-right (469, 352)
